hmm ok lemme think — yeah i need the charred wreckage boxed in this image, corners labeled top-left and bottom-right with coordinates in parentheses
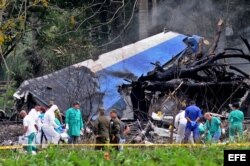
top-left (118, 35), bottom-right (250, 121)
top-left (116, 31), bottom-right (250, 143)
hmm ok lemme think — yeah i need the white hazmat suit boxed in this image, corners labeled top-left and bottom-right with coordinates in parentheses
top-left (174, 110), bottom-right (187, 143)
top-left (174, 110), bottom-right (194, 144)
top-left (42, 105), bottom-right (60, 144)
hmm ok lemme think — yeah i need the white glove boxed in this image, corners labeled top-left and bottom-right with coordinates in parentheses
top-left (222, 128), bottom-right (225, 134)
top-left (66, 124), bottom-right (69, 130)
top-left (80, 130), bottom-right (83, 136)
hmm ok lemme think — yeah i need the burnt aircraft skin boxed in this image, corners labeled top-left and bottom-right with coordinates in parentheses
top-left (119, 37), bottom-right (250, 120)
top-left (13, 65), bottom-right (103, 120)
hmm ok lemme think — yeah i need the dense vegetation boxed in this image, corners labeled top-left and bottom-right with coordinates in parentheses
top-left (0, 0), bottom-right (137, 84)
top-left (0, 146), bottom-right (250, 166)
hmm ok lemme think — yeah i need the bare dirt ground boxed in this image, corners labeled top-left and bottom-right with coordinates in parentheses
top-left (0, 124), bottom-right (23, 144)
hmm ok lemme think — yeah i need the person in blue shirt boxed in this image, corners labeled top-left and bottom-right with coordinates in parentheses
top-left (183, 100), bottom-right (202, 143)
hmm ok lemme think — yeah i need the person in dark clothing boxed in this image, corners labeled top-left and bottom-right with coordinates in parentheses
top-left (109, 109), bottom-right (120, 151)
top-left (94, 107), bottom-right (110, 150)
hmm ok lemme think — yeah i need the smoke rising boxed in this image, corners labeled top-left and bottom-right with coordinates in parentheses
top-left (147, 0), bottom-right (250, 51)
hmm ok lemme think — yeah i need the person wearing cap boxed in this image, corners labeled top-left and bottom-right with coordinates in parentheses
top-left (204, 112), bottom-right (222, 143)
top-left (94, 107), bottom-right (110, 150)
top-left (42, 105), bottom-right (61, 144)
top-left (65, 102), bottom-right (84, 144)
top-left (109, 109), bottom-right (120, 150)
top-left (228, 103), bottom-right (244, 141)
top-left (19, 110), bottom-right (37, 154)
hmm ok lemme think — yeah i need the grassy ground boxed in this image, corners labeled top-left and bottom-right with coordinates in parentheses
top-left (0, 145), bottom-right (250, 166)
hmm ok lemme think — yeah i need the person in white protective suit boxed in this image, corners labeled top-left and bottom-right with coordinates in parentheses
top-left (174, 110), bottom-right (187, 143)
top-left (174, 110), bottom-right (194, 144)
top-left (42, 105), bottom-right (60, 144)
top-left (28, 106), bottom-right (41, 122)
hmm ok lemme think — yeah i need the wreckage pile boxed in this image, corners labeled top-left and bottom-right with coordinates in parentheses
top-left (0, 123), bottom-right (23, 145)
top-left (119, 22), bottom-right (250, 120)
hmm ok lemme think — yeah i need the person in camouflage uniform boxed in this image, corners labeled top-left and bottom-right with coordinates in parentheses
top-left (109, 109), bottom-right (120, 151)
top-left (94, 107), bottom-right (110, 150)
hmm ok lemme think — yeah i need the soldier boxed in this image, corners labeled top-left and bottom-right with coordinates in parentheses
top-left (109, 109), bottom-right (120, 151)
top-left (94, 107), bottom-right (110, 150)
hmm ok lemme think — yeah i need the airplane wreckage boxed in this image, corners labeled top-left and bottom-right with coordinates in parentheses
top-left (5, 21), bottom-right (250, 124)
top-left (1, 21), bottom-right (250, 144)
top-left (119, 37), bottom-right (250, 120)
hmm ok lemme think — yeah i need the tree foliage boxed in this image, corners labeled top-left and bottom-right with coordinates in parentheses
top-left (0, 0), bottom-right (137, 86)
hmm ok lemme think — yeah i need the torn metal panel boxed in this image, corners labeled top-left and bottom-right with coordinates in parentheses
top-left (14, 66), bottom-right (102, 117)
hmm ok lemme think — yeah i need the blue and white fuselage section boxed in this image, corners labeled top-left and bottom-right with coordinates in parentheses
top-left (73, 32), bottom-right (190, 113)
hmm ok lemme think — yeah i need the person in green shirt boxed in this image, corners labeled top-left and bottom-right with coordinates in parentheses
top-left (204, 113), bottom-right (221, 143)
top-left (65, 102), bottom-right (84, 144)
top-left (54, 118), bottom-right (63, 133)
top-left (198, 118), bottom-right (209, 143)
top-left (228, 103), bottom-right (244, 141)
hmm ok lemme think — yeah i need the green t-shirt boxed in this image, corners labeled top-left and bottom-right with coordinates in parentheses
top-left (205, 117), bottom-right (221, 135)
top-left (228, 109), bottom-right (244, 125)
